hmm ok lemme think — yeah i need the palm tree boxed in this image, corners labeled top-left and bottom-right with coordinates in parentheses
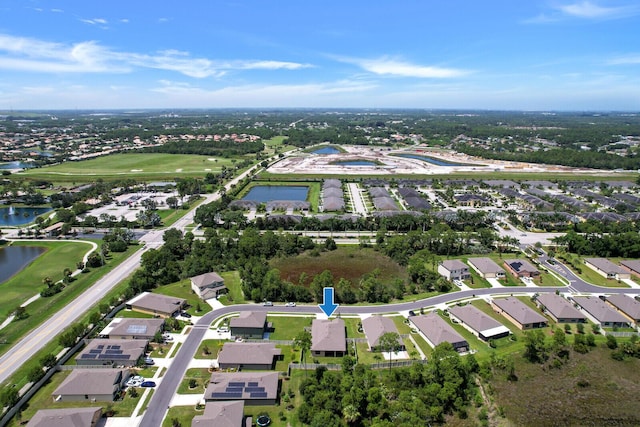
top-left (294, 330), bottom-right (312, 376)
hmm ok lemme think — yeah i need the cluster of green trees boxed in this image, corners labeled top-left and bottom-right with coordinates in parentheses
top-left (296, 343), bottom-right (478, 426)
top-left (141, 139), bottom-right (264, 156)
top-left (553, 230), bottom-right (640, 257)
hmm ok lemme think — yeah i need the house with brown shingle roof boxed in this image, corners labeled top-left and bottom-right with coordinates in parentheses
top-left (604, 294), bottom-right (640, 325)
top-left (192, 401), bottom-right (246, 427)
top-left (191, 271), bottom-right (227, 300)
top-left (572, 296), bottom-right (630, 328)
top-left (491, 297), bottom-right (548, 330)
top-left (620, 259), bottom-right (640, 278)
top-left (53, 369), bottom-right (129, 402)
top-left (448, 305), bottom-right (511, 341)
top-left (410, 312), bottom-right (469, 353)
top-left (27, 407), bottom-right (102, 427)
top-left (361, 316), bottom-right (404, 352)
top-left (311, 318), bottom-right (346, 357)
top-left (503, 259), bottom-right (540, 278)
top-left (75, 339), bottom-right (147, 367)
top-left (534, 294), bottom-right (586, 323)
top-left (217, 342), bottom-right (282, 370)
top-left (468, 257), bottom-right (506, 279)
top-left (125, 292), bottom-right (185, 318)
top-left (229, 312), bottom-right (268, 339)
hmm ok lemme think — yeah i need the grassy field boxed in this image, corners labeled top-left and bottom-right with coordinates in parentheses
top-left (489, 347), bottom-right (640, 427)
top-left (270, 246), bottom-right (407, 288)
top-left (18, 153), bottom-right (240, 182)
top-left (153, 279), bottom-right (212, 316)
top-left (267, 316), bottom-right (312, 340)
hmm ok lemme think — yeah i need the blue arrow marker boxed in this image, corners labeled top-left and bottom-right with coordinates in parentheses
top-left (318, 287), bottom-right (339, 317)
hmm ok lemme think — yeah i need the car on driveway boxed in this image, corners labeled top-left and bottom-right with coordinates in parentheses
top-left (140, 381), bottom-right (156, 388)
top-left (180, 311), bottom-right (192, 318)
top-left (144, 357), bottom-right (155, 365)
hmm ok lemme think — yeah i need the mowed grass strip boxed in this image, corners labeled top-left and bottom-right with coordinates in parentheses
top-left (19, 153), bottom-right (239, 181)
top-left (271, 247), bottom-right (407, 287)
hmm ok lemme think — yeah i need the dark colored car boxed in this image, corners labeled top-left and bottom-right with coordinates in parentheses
top-left (140, 381), bottom-right (156, 388)
top-left (180, 311), bottom-right (192, 318)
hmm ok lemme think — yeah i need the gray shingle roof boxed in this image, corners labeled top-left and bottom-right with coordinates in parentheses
top-left (192, 401), bottom-right (245, 427)
top-left (492, 297), bottom-right (548, 326)
top-left (584, 258), bottom-right (628, 275)
top-left (573, 296), bottom-right (630, 324)
top-left (410, 313), bottom-right (467, 347)
top-left (229, 311), bottom-right (267, 329)
top-left (217, 342), bottom-right (281, 366)
top-left (311, 318), bottom-right (346, 352)
top-left (53, 369), bottom-right (126, 397)
top-left (535, 294), bottom-right (586, 321)
top-left (27, 407), bottom-right (102, 427)
top-left (605, 294), bottom-right (640, 320)
top-left (361, 316), bottom-right (402, 349)
top-left (468, 257), bottom-right (505, 275)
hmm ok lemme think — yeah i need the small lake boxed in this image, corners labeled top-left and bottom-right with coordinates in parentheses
top-left (396, 153), bottom-right (465, 166)
top-left (0, 161), bottom-right (36, 170)
top-left (332, 160), bottom-right (378, 166)
top-left (242, 186), bottom-right (309, 202)
top-left (0, 207), bottom-right (52, 226)
top-left (0, 246), bottom-right (46, 283)
top-left (312, 147), bottom-right (340, 155)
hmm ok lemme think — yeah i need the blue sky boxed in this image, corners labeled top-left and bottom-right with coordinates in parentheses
top-left (0, 0), bottom-right (639, 110)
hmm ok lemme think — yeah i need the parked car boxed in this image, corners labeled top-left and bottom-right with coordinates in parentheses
top-left (217, 326), bottom-right (229, 333)
top-left (263, 301), bottom-right (273, 306)
top-left (140, 381), bottom-right (156, 388)
top-left (126, 379), bottom-right (142, 387)
top-left (284, 302), bottom-right (296, 307)
top-left (180, 311), bottom-right (192, 318)
top-left (144, 357), bottom-right (155, 365)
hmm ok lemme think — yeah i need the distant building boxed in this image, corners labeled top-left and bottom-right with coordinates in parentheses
top-left (361, 316), bottom-right (404, 352)
top-left (503, 259), bottom-right (540, 278)
top-left (27, 407), bottom-right (102, 427)
top-left (410, 312), bottom-right (469, 352)
top-left (604, 294), bottom-right (640, 326)
top-left (217, 342), bottom-right (282, 371)
top-left (191, 271), bottom-right (227, 300)
top-left (448, 305), bottom-right (511, 341)
top-left (125, 292), bottom-right (185, 318)
top-left (584, 258), bottom-right (631, 280)
top-left (311, 318), bottom-right (346, 357)
top-left (491, 297), bottom-right (548, 330)
top-left (229, 312), bottom-right (268, 339)
top-left (534, 294), bottom-right (586, 323)
top-left (468, 257), bottom-right (506, 279)
top-left (53, 369), bottom-right (129, 402)
top-left (620, 259), bottom-right (640, 278)
top-left (438, 260), bottom-right (470, 281)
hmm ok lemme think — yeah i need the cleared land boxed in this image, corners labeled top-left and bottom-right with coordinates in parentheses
top-left (270, 247), bottom-right (408, 286)
top-left (19, 153), bottom-right (238, 182)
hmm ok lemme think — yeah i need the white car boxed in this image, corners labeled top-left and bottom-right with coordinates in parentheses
top-left (285, 302), bottom-right (296, 307)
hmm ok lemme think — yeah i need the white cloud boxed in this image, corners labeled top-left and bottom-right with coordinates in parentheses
top-left (608, 54), bottom-right (640, 65)
top-left (0, 33), bottom-right (312, 78)
top-left (338, 56), bottom-right (468, 78)
top-left (557, 1), bottom-right (629, 18)
top-left (80, 17), bottom-right (108, 25)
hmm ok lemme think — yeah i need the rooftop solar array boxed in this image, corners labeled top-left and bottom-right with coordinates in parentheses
top-left (126, 325), bottom-right (148, 334)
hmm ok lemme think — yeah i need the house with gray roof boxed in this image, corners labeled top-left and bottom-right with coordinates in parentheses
top-left (192, 401), bottom-right (247, 427)
top-left (191, 271), bottom-right (227, 300)
top-left (534, 294), bottom-right (586, 323)
top-left (584, 258), bottom-right (631, 280)
top-left (205, 371), bottom-right (279, 406)
top-left (76, 339), bottom-right (147, 367)
top-left (448, 305), bottom-right (511, 341)
top-left (311, 318), bottom-right (346, 357)
top-left (410, 312), bottom-right (469, 353)
top-left (217, 342), bottom-right (282, 370)
top-left (604, 294), bottom-right (640, 325)
top-left (27, 407), bottom-right (102, 427)
top-left (98, 318), bottom-right (164, 340)
top-left (53, 369), bottom-right (129, 402)
top-left (438, 260), bottom-right (470, 281)
top-left (572, 296), bottom-right (630, 328)
top-left (503, 259), bottom-right (540, 278)
top-left (229, 312), bottom-right (268, 339)
top-left (620, 259), bottom-right (640, 278)
top-left (361, 316), bottom-right (404, 352)
top-left (491, 297), bottom-right (548, 330)
top-left (468, 257), bottom-right (506, 279)
top-left (125, 292), bottom-right (185, 318)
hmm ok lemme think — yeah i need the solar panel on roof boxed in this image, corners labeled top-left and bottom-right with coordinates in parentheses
top-left (89, 349), bottom-right (102, 354)
top-left (96, 345), bottom-right (104, 349)
top-left (81, 354), bottom-right (97, 359)
top-left (247, 382), bottom-right (259, 386)
top-left (228, 382), bottom-right (245, 387)
top-left (245, 387), bottom-right (265, 393)
top-left (212, 392), bottom-right (243, 399)
top-left (225, 387), bottom-right (243, 393)
top-left (126, 325), bottom-right (148, 335)
top-left (250, 392), bottom-right (268, 398)
top-left (105, 349), bottom-right (123, 355)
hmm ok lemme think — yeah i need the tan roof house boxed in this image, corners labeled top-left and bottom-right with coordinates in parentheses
top-left (27, 407), bottom-right (102, 427)
top-left (584, 258), bottom-right (631, 280)
top-left (491, 297), bottom-right (548, 330)
top-left (604, 294), bottom-right (640, 325)
top-left (192, 401), bottom-right (246, 427)
top-left (125, 292), bottom-right (185, 318)
top-left (229, 312), bottom-right (268, 339)
top-left (448, 305), bottom-right (511, 341)
top-left (217, 342), bottom-right (282, 370)
top-left (205, 372), bottom-right (279, 406)
top-left (503, 259), bottom-right (540, 278)
top-left (191, 271), bottom-right (227, 300)
top-left (409, 312), bottom-right (469, 352)
top-left (361, 316), bottom-right (404, 352)
top-left (572, 296), bottom-right (630, 328)
top-left (98, 318), bottom-right (164, 340)
top-left (76, 339), bottom-right (147, 367)
top-left (534, 294), bottom-right (586, 323)
top-left (468, 257), bottom-right (506, 279)
top-left (311, 318), bottom-right (346, 357)
top-left (53, 369), bottom-right (129, 402)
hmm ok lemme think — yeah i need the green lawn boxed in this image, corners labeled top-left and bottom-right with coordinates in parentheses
top-left (218, 271), bottom-right (245, 304)
top-left (194, 339), bottom-right (226, 360)
top-left (574, 259), bottom-right (632, 288)
top-left (177, 368), bottom-right (210, 394)
top-left (154, 279), bottom-right (212, 316)
top-left (267, 316), bottom-right (312, 340)
top-left (19, 153), bottom-right (241, 182)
